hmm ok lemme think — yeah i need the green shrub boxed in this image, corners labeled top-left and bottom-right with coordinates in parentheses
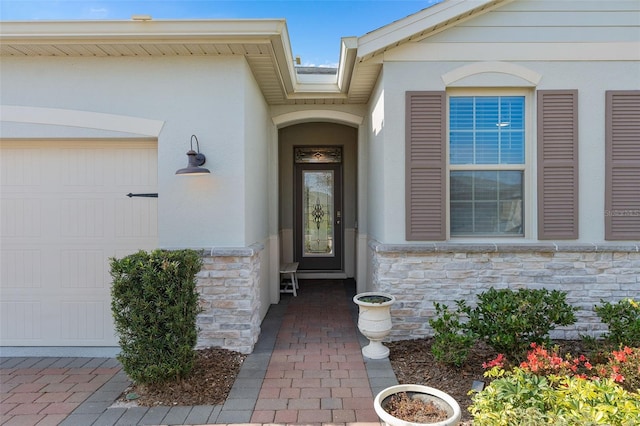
top-left (428, 301), bottom-right (476, 367)
top-left (110, 249), bottom-right (203, 385)
top-left (595, 298), bottom-right (640, 348)
top-left (460, 288), bottom-right (577, 361)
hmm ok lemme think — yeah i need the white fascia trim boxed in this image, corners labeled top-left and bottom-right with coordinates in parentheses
top-left (0, 19), bottom-right (288, 41)
top-left (0, 105), bottom-right (164, 136)
top-left (337, 37), bottom-right (358, 91)
top-left (357, 0), bottom-right (512, 60)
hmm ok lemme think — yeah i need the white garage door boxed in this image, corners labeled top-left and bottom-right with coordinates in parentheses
top-left (0, 139), bottom-right (158, 347)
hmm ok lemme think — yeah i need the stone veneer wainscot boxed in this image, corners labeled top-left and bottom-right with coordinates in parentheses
top-left (369, 240), bottom-right (640, 341)
top-left (195, 244), bottom-right (262, 354)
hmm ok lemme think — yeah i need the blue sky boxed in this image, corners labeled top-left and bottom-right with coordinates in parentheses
top-left (0, 0), bottom-right (443, 67)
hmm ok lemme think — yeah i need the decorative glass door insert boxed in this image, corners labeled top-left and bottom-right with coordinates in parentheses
top-left (303, 170), bottom-right (334, 256)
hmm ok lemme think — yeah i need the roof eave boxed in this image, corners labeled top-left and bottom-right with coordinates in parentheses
top-left (0, 18), bottom-right (289, 41)
top-left (357, 0), bottom-right (514, 61)
top-left (0, 19), bottom-right (360, 104)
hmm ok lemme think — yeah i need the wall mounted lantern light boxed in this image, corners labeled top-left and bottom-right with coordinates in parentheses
top-left (175, 135), bottom-right (210, 175)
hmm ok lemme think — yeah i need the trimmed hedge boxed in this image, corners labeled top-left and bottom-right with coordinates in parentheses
top-left (110, 249), bottom-right (202, 385)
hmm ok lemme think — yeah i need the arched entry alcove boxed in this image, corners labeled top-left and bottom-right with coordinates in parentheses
top-left (278, 121), bottom-right (358, 279)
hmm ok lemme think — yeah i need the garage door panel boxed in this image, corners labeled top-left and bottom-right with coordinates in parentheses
top-left (1, 139), bottom-right (158, 347)
top-left (62, 148), bottom-right (107, 187)
top-left (60, 198), bottom-right (106, 237)
top-left (60, 300), bottom-right (108, 341)
top-left (115, 148), bottom-right (158, 186)
top-left (1, 301), bottom-right (42, 340)
top-left (0, 148), bottom-right (43, 187)
top-left (1, 198), bottom-right (42, 237)
top-left (115, 198), bottom-right (158, 237)
top-left (1, 249), bottom-right (42, 288)
top-left (60, 249), bottom-right (107, 289)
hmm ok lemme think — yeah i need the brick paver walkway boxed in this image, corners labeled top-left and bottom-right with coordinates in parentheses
top-left (0, 279), bottom-right (396, 425)
top-left (249, 279), bottom-right (380, 424)
top-left (0, 357), bottom-right (121, 426)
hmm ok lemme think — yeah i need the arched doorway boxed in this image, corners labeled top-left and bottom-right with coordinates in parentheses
top-left (278, 122), bottom-right (358, 278)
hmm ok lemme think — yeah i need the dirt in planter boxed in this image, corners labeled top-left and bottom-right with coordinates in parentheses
top-left (358, 295), bottom-right (392, 303)
top-left (384, 391), bottom-right (450, 423)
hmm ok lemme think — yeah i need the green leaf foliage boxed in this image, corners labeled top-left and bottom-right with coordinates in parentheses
top-left (595, 298), bottom-right (640, 348)
top-left (110, 249), bottom-right (203, 385)
top-left (460, 288), bottom-right (578, 361)
top-left (471, 368), bottom-right (640, 425)
top-left (429, 301), bottom-right (476, 367)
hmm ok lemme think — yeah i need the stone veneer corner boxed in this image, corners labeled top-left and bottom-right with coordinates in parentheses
top-left (194, 244), bottom-right (263, 354)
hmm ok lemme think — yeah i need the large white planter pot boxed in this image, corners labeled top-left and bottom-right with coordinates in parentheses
top-left (353, 292), bottom-right (395, 359)
top-left (374, 384), bottom-right (462, 426)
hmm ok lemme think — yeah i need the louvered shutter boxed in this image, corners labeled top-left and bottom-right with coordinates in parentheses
top-left (537, 90), bottom-right (579, 240)
top-left (405, 92), bottom-right (446, 241)
top-left (605, 91), bottom-right (640, 240)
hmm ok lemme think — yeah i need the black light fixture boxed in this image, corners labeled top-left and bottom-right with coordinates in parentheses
top-left (176, 135), bottom-right (210, 175)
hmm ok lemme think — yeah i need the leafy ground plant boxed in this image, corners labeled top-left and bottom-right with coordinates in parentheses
top-left (471, 345), bottom-right (640, 425)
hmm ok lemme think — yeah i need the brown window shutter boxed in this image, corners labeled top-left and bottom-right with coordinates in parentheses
top-left (405, 91), bottom-right (446, 241)
top-left (537, 90), bottom-right (579, 240)
top-left (605, 90), bottom-right (640, 240)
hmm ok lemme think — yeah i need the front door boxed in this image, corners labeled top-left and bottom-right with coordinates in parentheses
top-left (294, 147), bottom-right (343, 271)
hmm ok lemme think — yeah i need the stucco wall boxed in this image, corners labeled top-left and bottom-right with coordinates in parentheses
top-left (1, 54), bottom-right (277, 341)
top-left (241, 63), bottom-right (274, 317)
top-left (365, 73), bottom-right (387, 245)
top-left (378, 59), bottom-right (640, 244)
top-left (371, 45), bottom-right (640, 243)
top-left (0, 54), bottom-right (256, 249)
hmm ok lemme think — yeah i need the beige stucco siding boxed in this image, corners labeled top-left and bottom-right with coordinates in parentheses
top-left (376, 60), bottom-right (639, 244)
top-left (425, 0), bottom-right (639, 44)
top-left (366, 0), bottom-right (640, 244)
top-left (0, 55), bottom-right (260, 249)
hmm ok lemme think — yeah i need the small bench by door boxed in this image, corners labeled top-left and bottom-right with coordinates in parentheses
top-left (280, 262), bottom-right (299, 296)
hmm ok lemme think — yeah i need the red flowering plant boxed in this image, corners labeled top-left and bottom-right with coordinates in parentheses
top-left (596, 346), bottom-right (640, 393)
top-left (482, 343), bottom-right (640, 392)
top-left (518, 343), bottom-right (594, 381)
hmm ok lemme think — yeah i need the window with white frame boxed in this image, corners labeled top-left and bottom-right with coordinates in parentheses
top-left (448, 95), bottom-right (525, 236)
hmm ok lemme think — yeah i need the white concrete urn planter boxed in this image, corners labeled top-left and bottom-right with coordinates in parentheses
top-left (374, 384), bottom-right (462, 426)
top-left (353, 292), bottom-right (395, 359)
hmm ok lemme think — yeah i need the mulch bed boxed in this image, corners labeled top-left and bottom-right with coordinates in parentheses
top-left (119, 338), bottom-right (588, 424)
top-left (119, 347), bottom-right (246, 407)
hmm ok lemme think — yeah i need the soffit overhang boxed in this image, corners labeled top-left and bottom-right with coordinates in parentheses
top-left (0, 19), bottom-right (358, 105)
